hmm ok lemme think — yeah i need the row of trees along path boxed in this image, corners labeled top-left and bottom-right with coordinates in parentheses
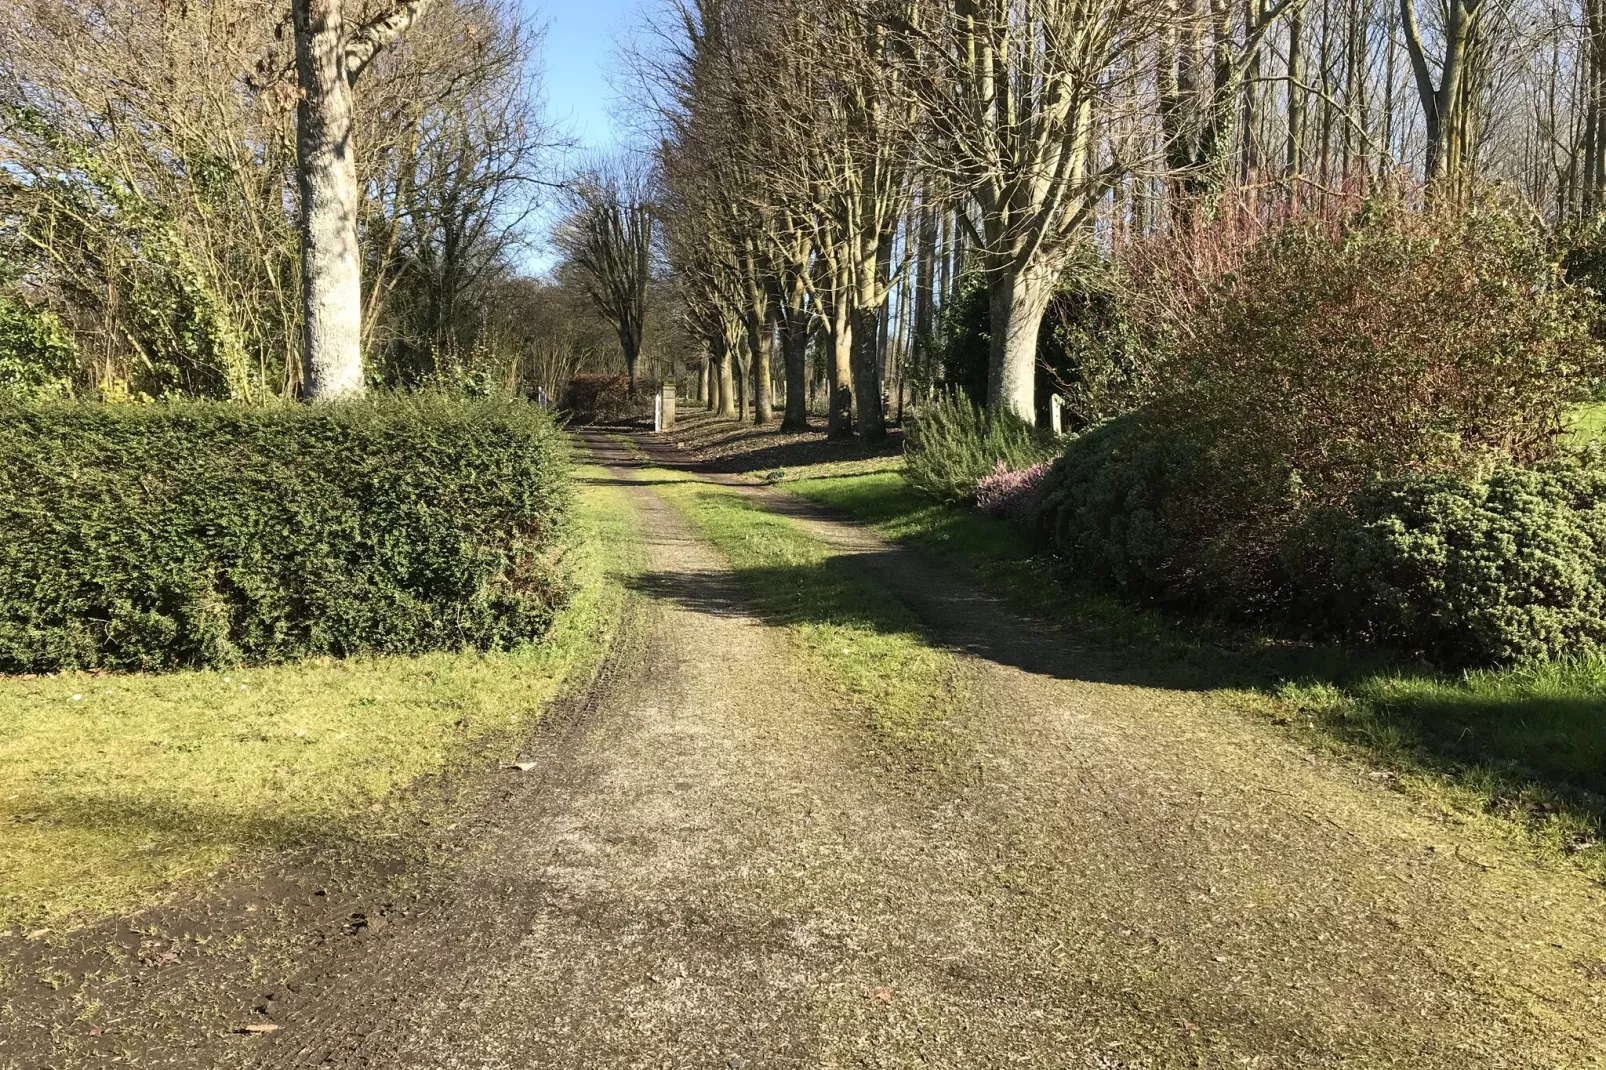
top-left (643, 0), bottom-right (1606, 440)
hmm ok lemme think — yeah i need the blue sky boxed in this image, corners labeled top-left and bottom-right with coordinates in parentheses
top-left (531, 0), bottom-right (644, 153)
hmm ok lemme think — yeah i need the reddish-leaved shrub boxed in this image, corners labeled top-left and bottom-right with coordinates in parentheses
top-left (561, 374), bottom-right (643, 424)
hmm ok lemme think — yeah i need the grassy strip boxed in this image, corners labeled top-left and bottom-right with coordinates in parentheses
top-left (0, 466), bottom-right (640, 929)
top-left (780, 461), bottom-right (1606, 876)
top-left (634, 460), bottom-right (970, 768)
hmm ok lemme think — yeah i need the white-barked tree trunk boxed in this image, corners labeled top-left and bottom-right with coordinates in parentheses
top-left (292, 0), bottom-right (431, 400)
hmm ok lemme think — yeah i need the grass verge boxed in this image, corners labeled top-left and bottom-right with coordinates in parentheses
top-left (0, 466), bottom-right (640, 930)
top-left (626, 457), bottom-right (970, 769)
top-left (776, 459), bottom-right (1606, 877)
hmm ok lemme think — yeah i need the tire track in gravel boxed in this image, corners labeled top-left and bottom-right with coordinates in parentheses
top-left (616, 428), bottom-right (1606, 1068)
top-left (216, 429), bottom-right (1606, 1068)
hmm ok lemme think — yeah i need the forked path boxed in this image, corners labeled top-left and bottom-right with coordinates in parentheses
top-left (251, 433), bottom-right (1605, 1069)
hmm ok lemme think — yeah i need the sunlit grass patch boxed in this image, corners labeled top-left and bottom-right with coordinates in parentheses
top-left (650, 472), bottom-right (970, 765)
top-left (0, 469), bottom-right (639, 929)
top-left (788, 469), bottom-right (1188, 656)
top-left (1568, 401), bottom-right (1606, 444)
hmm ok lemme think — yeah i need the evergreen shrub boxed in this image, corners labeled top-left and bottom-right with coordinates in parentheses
top-left (1298, 457), bottom-right (1606, 666)
top-left (0, 397), bottom-right (572, 671)
top-left (905, 391), bottom-right (1057, 503)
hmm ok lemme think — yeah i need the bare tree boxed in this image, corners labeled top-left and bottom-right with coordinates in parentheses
top-left (360, 0), bottom-right (556, 385)
top-left (1400, 0), bottom-right (1487, 188)
top-left (902, 0), bottom-right (1160, 421)
top-left (1157, 0), bottom-right (1305, 215)
top-left (555, 160), bottom-right (657, 394)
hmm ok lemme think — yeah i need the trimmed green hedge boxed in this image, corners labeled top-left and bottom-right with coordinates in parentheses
top-left (0, 397), bottom-right (573, 671)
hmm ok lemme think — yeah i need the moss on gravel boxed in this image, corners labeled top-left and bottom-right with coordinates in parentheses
top-left (634, 460), bottom-right (972, 771)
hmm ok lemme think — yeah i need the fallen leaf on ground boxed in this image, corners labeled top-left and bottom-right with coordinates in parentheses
top-left (868, 986), bottom-right (893, 1002)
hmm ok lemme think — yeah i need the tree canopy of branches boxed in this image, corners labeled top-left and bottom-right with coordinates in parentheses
top-left (554, 160), bottom-right (658, 394)
top-left (0, 0), bottom-right (552, 401)
top-left (639, 0), bottom-right (1606, 432)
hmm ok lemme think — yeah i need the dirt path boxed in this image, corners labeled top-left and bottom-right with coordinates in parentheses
top-left (11, 431), bottom-right (1603, 1068)
top-left (235, 430), bottom-right (1606, 1068)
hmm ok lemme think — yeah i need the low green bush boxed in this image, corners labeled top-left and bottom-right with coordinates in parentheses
top-left (1297, 458), bottom-right (1606, 666)
top-left (1029, 412), bottom-right (1274, 610)
top-left (0, 397), bottom-right (572, 671)
top-left (904, 391), bottom-right (1057, 503)
top-left (1032, 414), bottom-right (1185, 598)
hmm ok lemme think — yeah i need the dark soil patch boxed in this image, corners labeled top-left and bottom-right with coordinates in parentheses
top-left (0, 617), bottom-right (642, 1069)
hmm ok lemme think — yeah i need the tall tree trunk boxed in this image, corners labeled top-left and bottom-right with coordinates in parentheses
top-left (1402, 0), bottom-right (1482, 189)
top-left (987, 264), bottom-right (1055, 424)
top-left (619, 334), bottom-right (640, 395)
top-left (294, 0), bottom-right (364, 399)
top-left (914, 198), bottom-right (936, 375)
top-left (747, 309), bottom-right (773, 425)
top-left (1318, 0), bottom-right (1334, 188)
top-left (1242, 0), bottom-right (1264, 186)
top-left (849, 305), bottom-right (885, 442)
top-left (1587, 0), bottom-right (1606, 211)
top-left (715, 335), bottom-right (736, 417)
top-left (778, 276), bottom-right (810, 433)
top-left (824, 279), bottom-right (854, 439)
top-left (850, 248), bottom-right (888, 442)
top-left (1287, 7), bottom-right (1306, 183)
top-left (847, 245), bottom-right (886, 436)
top-left (293, 0), bottom-right (430, 399)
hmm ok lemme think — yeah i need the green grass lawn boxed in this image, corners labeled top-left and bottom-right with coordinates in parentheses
top-left (778, 459), bottom-right (1606, 874)
top-left (0, 467), bottom-right (640, 930)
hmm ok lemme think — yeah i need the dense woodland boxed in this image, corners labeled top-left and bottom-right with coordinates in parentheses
top-left (647, 0), bottom-right (1606, 435)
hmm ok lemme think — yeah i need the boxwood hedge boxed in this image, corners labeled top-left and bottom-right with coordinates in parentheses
top-left (0, 397), bottom-right (573, 671)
